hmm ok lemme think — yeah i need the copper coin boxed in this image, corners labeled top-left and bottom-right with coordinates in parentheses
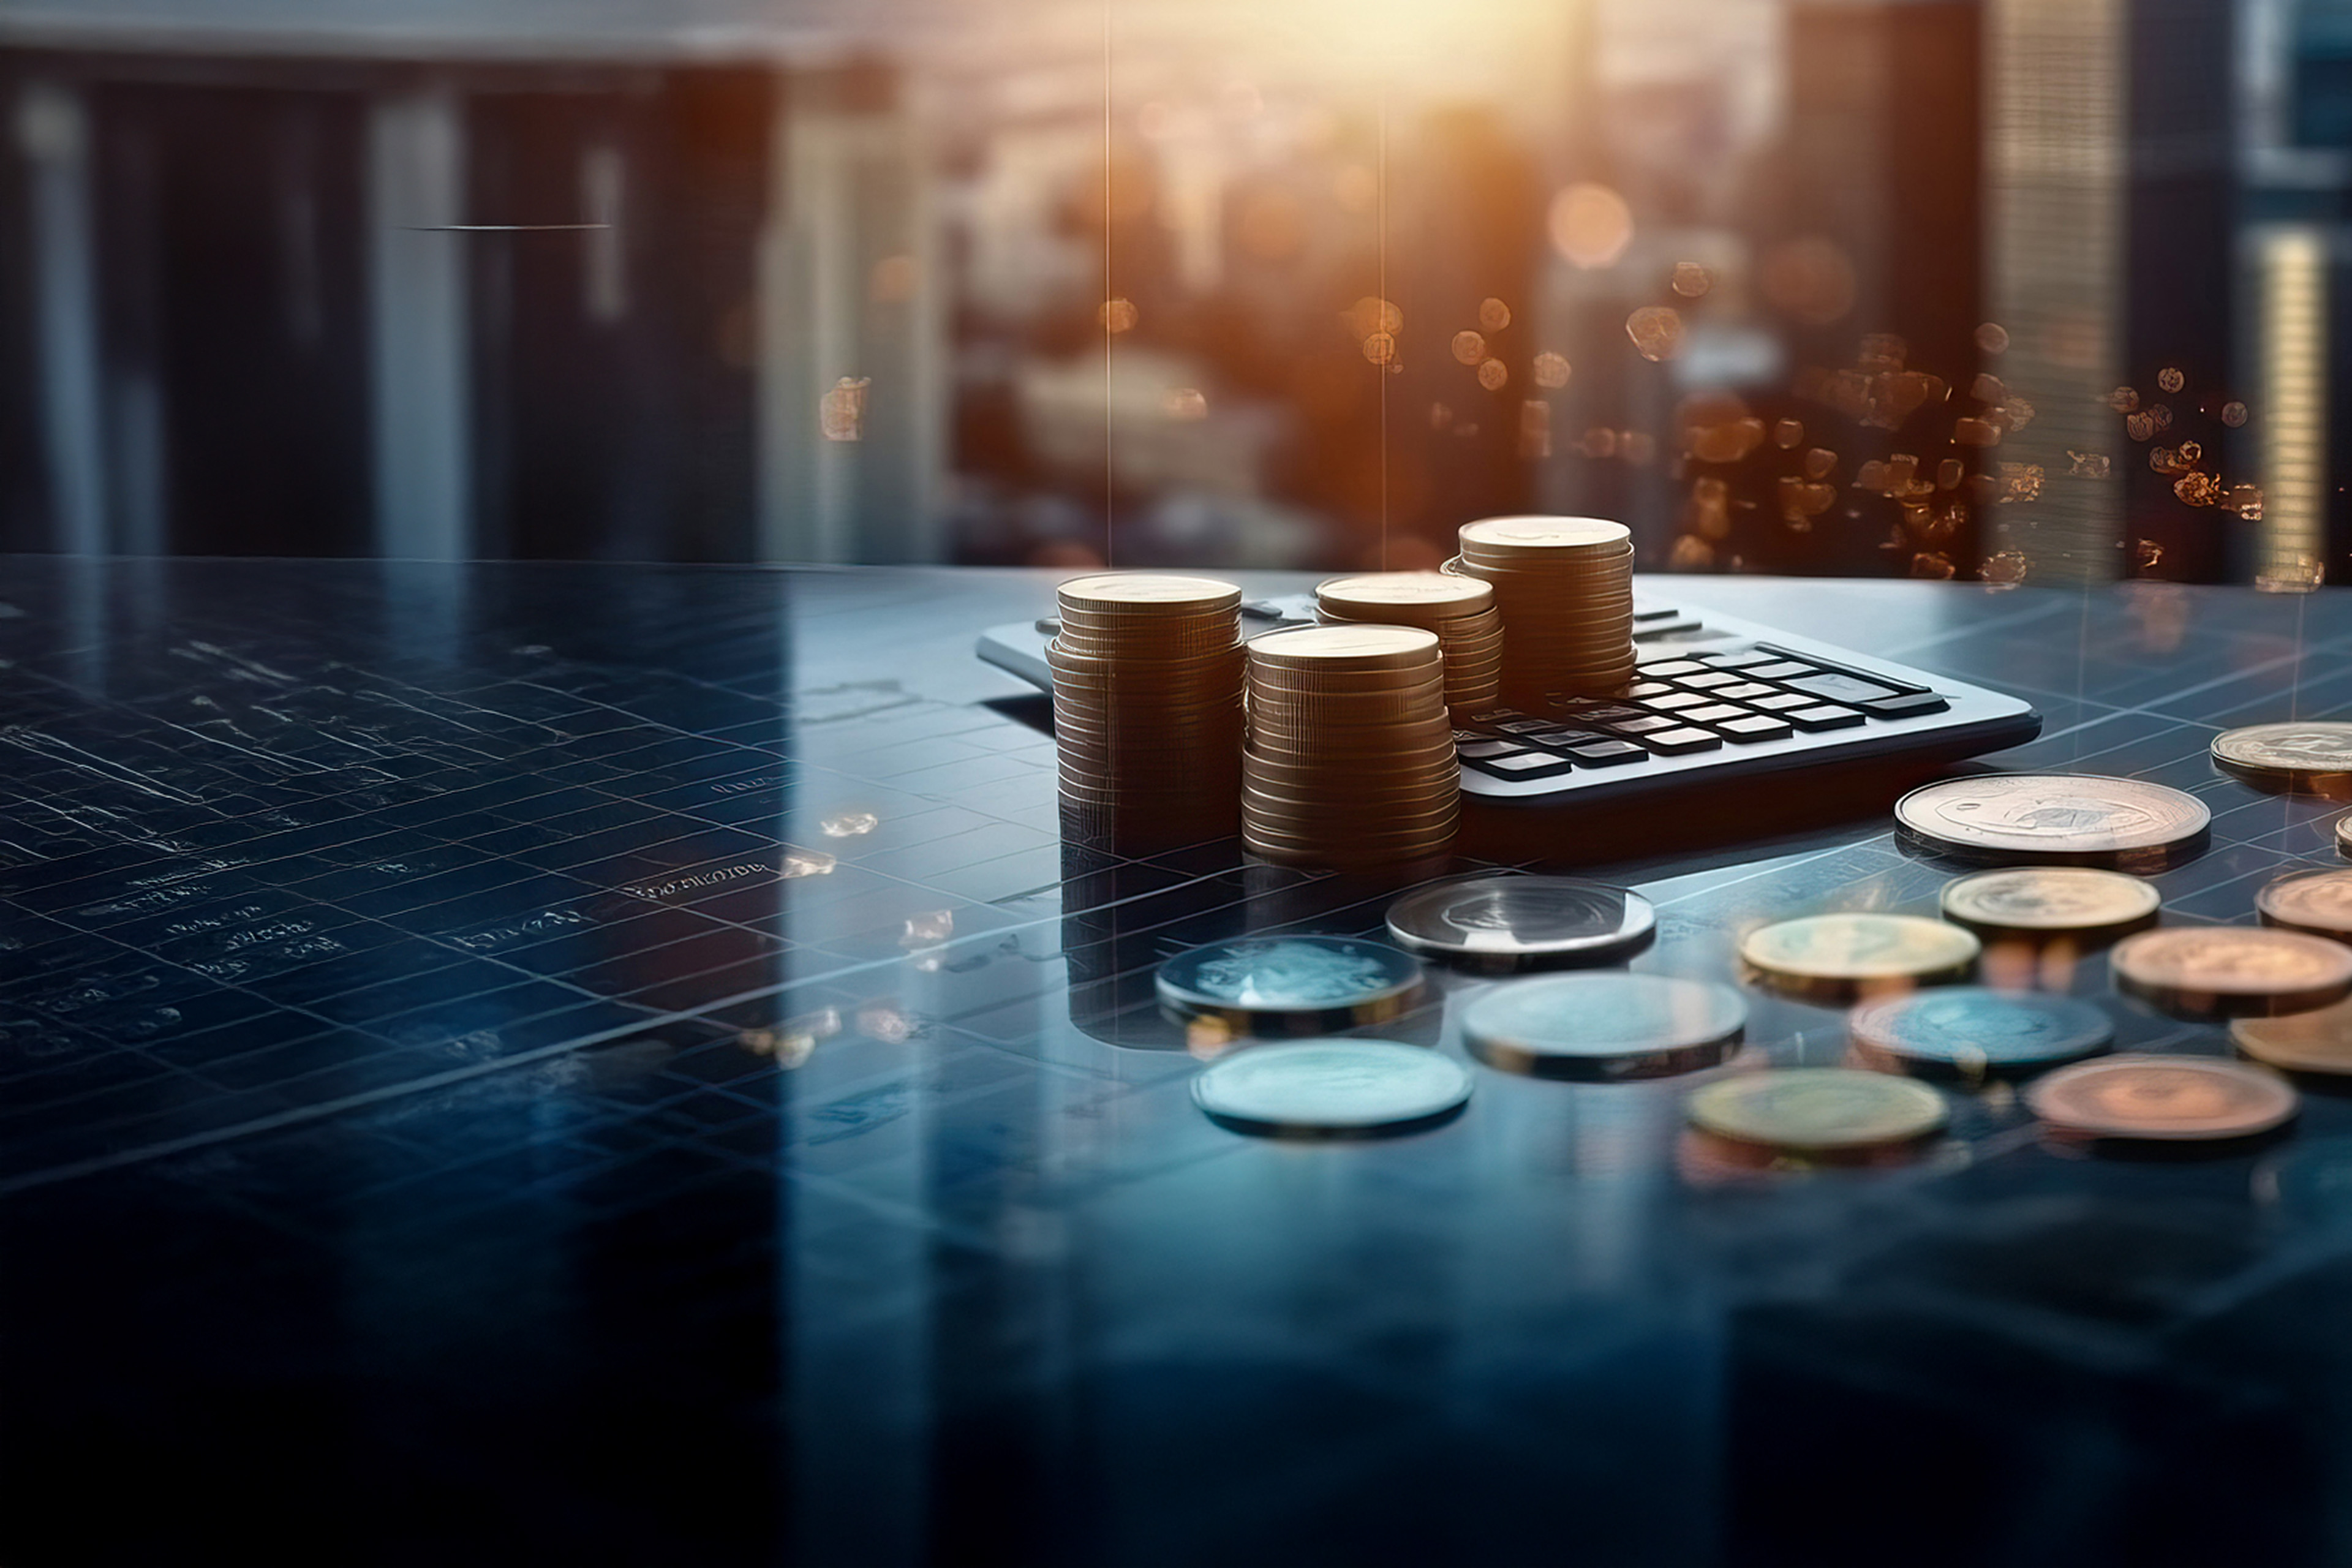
top-left (2233, 998), bottom-right (2352, 1076)
top-left (2111, 926), bottom-right (2352, 1018)
top-left (2026, 1054), bottom-right (2297, 1140)
top-left (2256, 869), bottom-right (2352, 943)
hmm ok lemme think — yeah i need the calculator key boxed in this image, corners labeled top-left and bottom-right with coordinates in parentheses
top-left (1860, 692), bottom-right (1951, 718)
top-left (1555, 701), bottom-right (1646, 724)
top-left (1626, 682), bottom-right (1677, 699)
top-left (1642, 691), bottom-right (1713, 711)
top-left (1632, 605), bottom-right (1682, 622)
top-left (1679, 671), bottom-right (1743, 690)
top-left (1712, 682), bottom-right (1776, 702)
top-left (1678, 704), bottom-right (1749, 726)
top-left (1785, 704), bottom-right (1866, 731)
top-left (1566, 741), bottom-right (1647, 766)
top-left (1634, 619), bottom-right (1705, 640)
top-left (1472, 750), bottom-right (1577, 778)
top-left (1641, 727), bottom-right (1722, 755)
top-left (1458, 739), bottom-right (1522, 759)
top-left (1750, 692), bottom-right (1814, 711)
top-left (1642, 660), bottom-right (1707, 677)
top-left (1463, 707), bottom-right (1523, 728)
top-left (1608, 715), bottom-right (1682, 736)
top-left (1741, 660), bottom-right (1816, 680)
top-left (1697, 649), bottom-right (1776, 668)
top-left (1497, 718), bottom-right (1557, 734)
top-left (1755, 645), bottom-right (1926, 693)
top-left (1717, 715), bottom-right (1794, 742)
top-left (1784, 672), bottom-right (1902, 705)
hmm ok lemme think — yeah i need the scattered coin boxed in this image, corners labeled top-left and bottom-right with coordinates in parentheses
top-left (1938, 867), bottom-right (2160, 945)
top-left (2111, 926), bottom-right (2352, 1019)
top-left (1192, 1039), bottom-right (1471, 1136)
top-left (1384, 874), bottom-right (1655, 971)
top-left (1849, 986), bottom-right (2113, 1076)
top-left (1894, 774), bottom-right (2210, 870)
top-left (1686, 1069), bottom-right (1948, 1152)
top-left (2256, 868), bottom-right (2352, 944)
top-left (2026, 1054), bottom-right (2297, 1141)
top-left (1459, 973), bottom-right (1745, 1079)
top-left (2212, 722), bottom-right (2352, 797)
top-left (1739, 913), bottom-right (1980, 1000)
top-left (1156, 935), bottom-right (1427, 1038)
top-left (2234, 997), bottom-right (2352, 1076)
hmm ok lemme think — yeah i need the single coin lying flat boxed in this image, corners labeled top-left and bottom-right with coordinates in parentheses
top-left (2212, 722), bottom-right (2352, 797)
top-left (2026, 1054), bottom-right (2297, 1141)
top-left (1460, 973), bottom-right (1744, 1079)
top-left (1192, 1039), bottom-right (1471, 1137)
top-left (1938, 866), bottom-right (2161, 945)
top-left (1849, 986), bottom-right (2113, 1076)
top-left (2110, 925), bottom-right (2352, 1019)
top-left (1686, 1069), bottom-right (1948, 1152)
top-left (1894, 774), bottom-right (2209, 870)
top-left (2256, 868), bottom-right (2352, 944)
top-left (1385, 873), bottom-right (1655, 971)
top-left (1740, 913), bottom-right (1979, 1000)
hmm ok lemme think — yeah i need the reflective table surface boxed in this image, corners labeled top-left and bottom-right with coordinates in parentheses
top-left (5, 557), bottom-right (2352, 1567)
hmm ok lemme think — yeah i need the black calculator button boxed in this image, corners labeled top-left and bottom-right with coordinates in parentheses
top-left (1785, 704), bottom-right (1867, 731)
top-left (1642, 727), bottom-right (1722, 755)
top-left (1678, 704), bottom-right (1748, 726)
top-left (1463, 707), bottom-right (1523, 728)
top-left (1783, 672), bottom-right (1902, 705)
top-left (1642, 692), bottom-right (1713, 711)
top-left (1717, 715), bottom-right (1793, 742)
top-left (1712, 682), bottom-right (1776, 702)
top-left (1472, 750), bottom-right (1577, 778)
top-left (1750, 692), bottom-right (1814, 712)
top-left (1497, 719), bottom-right (1556, 734)
top-left (1609, 715), bottom-right (1682, 736)
top-left (1860, 692), bottom-right (1950, 718)
top-left (1555, 701), bottom-right (1646, 724)
top-left (1632, 605), bottom-right (1681, 622)
top-left (1458, 739), bottom-right (1521, 759)
top-left (1679, 671), bottom-right (1741, 690)
top-left (1566, 741), bottom-right (1646, 766)
top-left (1634, 618), bottom-right (1704, 639)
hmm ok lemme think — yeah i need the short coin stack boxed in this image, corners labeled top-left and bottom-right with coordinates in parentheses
top-left (1314, 571), bottom-right (1502, 712)
top-left (1444, 516), bottom-right (1637, 704)
top-left (1049, 573), bottom-right (1244, 844)
top-left (1243, 624), bottom-right (1458, 865)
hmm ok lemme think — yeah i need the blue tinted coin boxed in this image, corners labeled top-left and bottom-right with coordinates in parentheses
top-left (1193, 1039), bottom-right (1471, 1137)
top-left (1156, 935), bottom-right (1426, 1036)
top-left (1460, 973), bottom-right (1745, 1080)
top-left (1849, 986), bottom-right (2112, 1076)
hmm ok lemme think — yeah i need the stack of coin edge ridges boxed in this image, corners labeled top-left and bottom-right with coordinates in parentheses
top-left (1444, 515), bottom-right (1636, 704)
top-left (1313, 571), bottom-right (1504, 712)
top-left (1050, 573), bottom-right (1245, 843)
top-left (1242, 624), bottom-right (1460, 866)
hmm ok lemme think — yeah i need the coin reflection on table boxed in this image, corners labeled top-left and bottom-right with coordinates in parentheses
top-left (2212, 722), bottom-right (2352, 797)
top-left (1190, 1039), bottom-right (1471, 1137)
top-left (1739, 913), bottom-right (1980, 1001)
top-left (2110, 926), bottom-right (2352, 1019)
top-left (2026, 1054), bottom-right (2298, 1142)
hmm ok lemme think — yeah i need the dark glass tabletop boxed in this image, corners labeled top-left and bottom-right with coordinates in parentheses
top-left (3, 556), bottom-right (2350, 1567)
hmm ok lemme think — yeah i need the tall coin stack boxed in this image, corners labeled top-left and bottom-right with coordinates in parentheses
top-left (1242, 625), bottom-right (1459, 866)
top-left (1313, 571), bottom-right (1503, 712)
top-left (1446, 516), bottom-right (1636, 704)
top-left (1050, 573), bottom-right (1245, 845)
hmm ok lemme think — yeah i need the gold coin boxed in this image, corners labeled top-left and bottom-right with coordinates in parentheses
top-left (1458, 516), bottom-right (1632, 554)
top-left (1317, 571), bottom-right (1496, 622)
top-left (1894, 774), bottom-right (2209, 868)
top-left (2212, 723), bottom-right (2352, 796)
top-left (2111, 926), bottom-right (2352, 1018)
top-left (1939, 867), bottom-right (2161, 942)
top-left (1058, 571), bottom-right (1241, 611)
top-left (1739, 913), bottom-right (1980, 999)
top-left (1248, 624), bottom-right (1440, 671)
top-left (1687, 1069), bottom-right (1948, 1151)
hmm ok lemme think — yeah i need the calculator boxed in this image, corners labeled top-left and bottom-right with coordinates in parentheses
top-left (976, 586), bottom-right (2041, 804)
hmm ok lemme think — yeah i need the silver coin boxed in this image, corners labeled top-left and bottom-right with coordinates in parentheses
top-left (1460, 973), bottom-right (1745, 1079)
top-left (1156, 935), bottom-right (1427, 1036)
top-left (1385, 874), bottom-right (1656, 971)
top-left (1192, 1039), bottom-right (1472, 1136)
top-left (1849, 987), bottom-right (2113, 1076)
top-left (1894, 774), bottom-right (2209, 869)
top-left (2212, 723), bottom-right (2352, 795)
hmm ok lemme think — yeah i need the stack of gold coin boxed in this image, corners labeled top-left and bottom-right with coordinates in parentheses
top-left (1050, 573), bottom-right (1244, 841)
top-left (1314, 571), bottom-right (1503, 711)
top-left (1242, 624), bottom-right (1458, 865)
top-left (1444, 516), bottom-right (1636, 704)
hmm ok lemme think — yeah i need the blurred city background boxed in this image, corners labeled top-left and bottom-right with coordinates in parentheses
top-left (0, 0), bottom-right (2342, 588)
